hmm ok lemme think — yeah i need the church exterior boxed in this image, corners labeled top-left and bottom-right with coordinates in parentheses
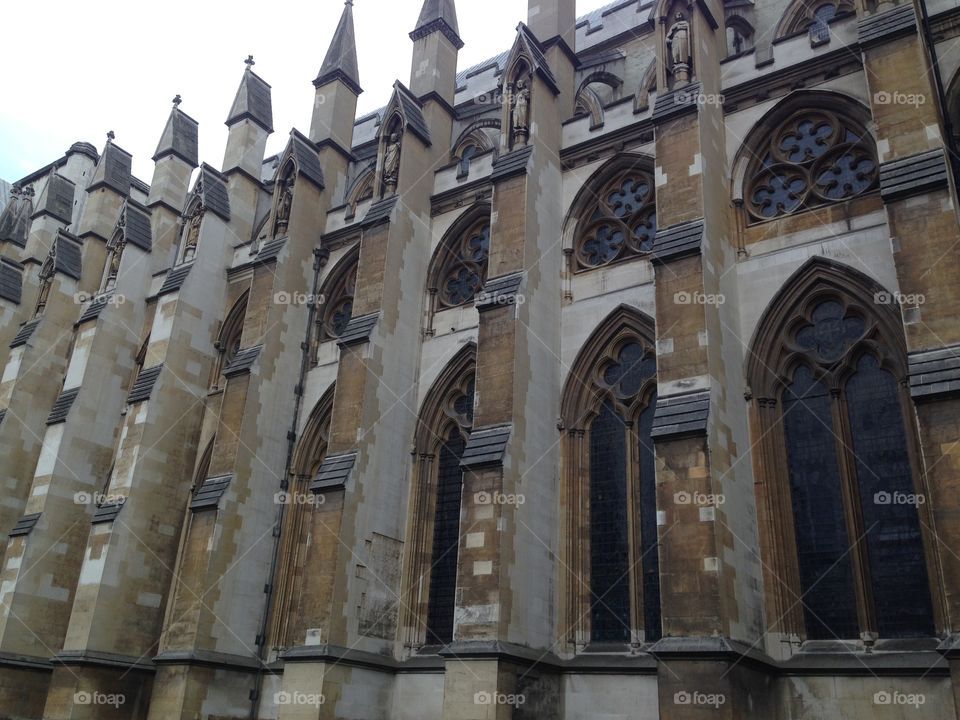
top-left (0, 0), bottom-right (959, 717)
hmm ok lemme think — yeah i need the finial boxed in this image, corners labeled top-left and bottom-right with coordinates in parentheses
top-left (245, 55), bottom-right (255, 68)
top-left (345, 0), bottom-right (353, 6)
top-left (107, 130), bottom-right (116, 142)
top-left (172, 94), bottom-right (182, 108)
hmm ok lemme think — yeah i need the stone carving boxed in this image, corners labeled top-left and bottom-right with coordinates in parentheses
top-left (382, 132), bottom-right (402, 195)
top-left (183, 203), bottom-right (203, 262)
top-left (666, 13), bottom-right (691, 85)
top-left (275, 177), bottom-right (293, 235)
top-left (512, 79), bottom-right (530, 146)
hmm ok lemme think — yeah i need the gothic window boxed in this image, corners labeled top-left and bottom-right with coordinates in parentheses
top-left (211, 290), bottom-right (247, 390)
top-left (313, 250), bottom-right (358, 359)
top-left (776, 0), bottom-right (854, 39)
top-left (402, 346), bottom-right (476, 650)
top-left (749, 260), bottom-right (937, 643)
top-left (457, 144), bottom-right (478, 179)
top-left (561, 307), bottom-right (660, 648)
top-left (744, 109), bottom-right (878, 222)
top-left (725, 17), bottom-right (754, 57)
top-left (573, 168), bottom-right (656, 271)
top-left (426, 207), bottom-right (492, 332)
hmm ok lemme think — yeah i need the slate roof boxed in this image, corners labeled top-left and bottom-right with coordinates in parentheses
top-left (53, 230), bottom-right (82, 280)
top-left (337, 313), bottom-right (378, 347)
top-left (315, 2), bottom-right (362, 94)
top-left (514, 23), bottom-right (560, 94)
top-left (127, 364), bottom-right (163, 404)
top-left (411, 0), bottom-right (463, 49)
top-left (652, 218), bottom-right (704, 264)
top-left (197, 164), bottom-right (231, 221)
top-left (0, 258), bottom-right (23, 304)
top-left (47, 387), bottom-right (80, 425)
top-left (490, 145), bottom-right (532, 182)
top-left (879, 149), bottom-right (949, 203)
top-left (461, 425), bottom-right (512, 469)
top-left (289, 131), bottom-right (326, 190)
top-left (77, 293), bottom-right (112, 324)
top-left (153, 107), bottom-right (200, 167)
top-left (91, 501), bottom-right (125, 525)
top-left (650, 392), bottom-right (709, 440)
top-left (0, 409), bottom-right (5, 428)
top-left (123, 201), bottom-right (152, 252)
top-left (360, 196), bottom-right (397, 228)
top-left (390, 82), bottom-right (432, 146)
top-left (476, 272), bottom-right (523, 311)
top-left (254, 236), bottom-right (286, 265)
top-left (227, 67), bottom-right (274, 133)
top-left (908, 344), bottom-right (960, 400)
top-left (651, 84), bottom-right (702, 123)
top-left (9, 512), bottom-right (41, 537)
top-left (223, 346), bottom-right (261, 378)
top-left (0, 191), bottom-right (32, 248)
top-left (157, 262), bottom-right (193, 297)
top-left (90, 142), bottom-right (133, 195)
top-left (35, 173), bottom-right (76, 224)
top-left (9, 318), bottom-right (40, 348)
top-left (858, 3), bottom-right (916, 47)
top-left (190, 475), bottom-right (232, 511)
top-left (309, 452), bottom-right (358, 492)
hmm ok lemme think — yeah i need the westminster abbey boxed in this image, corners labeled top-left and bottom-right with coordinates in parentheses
top-left (0, 0), bottom-right (959, 717)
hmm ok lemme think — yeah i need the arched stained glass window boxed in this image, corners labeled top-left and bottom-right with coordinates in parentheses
top-left (574, 169), bottom-right (657, 270)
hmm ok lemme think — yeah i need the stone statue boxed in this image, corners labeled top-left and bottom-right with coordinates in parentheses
top-left (275, 178), bottom-right (293, 234)
top-left (512, 79), bottom-right (530, 146)
top-left (383, 132), bottom-right (401, 194)
top-left (666, 12), bottom-right (692, 85)
top-left (184, 204), bottom-right (203, 260)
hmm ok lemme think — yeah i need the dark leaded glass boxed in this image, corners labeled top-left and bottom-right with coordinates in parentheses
top-left (589, 400), bottom-right (631, 642)
top-left (780, 119), bottom-right (833, 162)
top-left (329, 299), bottom-right (353, 337)
top-left (582, 225), bottom-right (625, 267)
top-left (846, 355), bottom-right (934, 638)
top-left (782, 367), bottom-right (859, 639)
top-left (445, 268), bottom-right (482, 307)
top-left (795, 301), bottom-right (865, 363)
top-left (575, 170), bottom-right (657, 270)
top-left (603, 342), bottom-right (656, 399)
top-left (638, 393), bottom-right (661, 642)
top-left (426, 430), bottom-right (466, 645)
top-left (437, 220), bottom-right (490, 309)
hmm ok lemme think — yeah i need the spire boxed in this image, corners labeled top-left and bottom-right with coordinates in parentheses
top-left (226, 56), bottom-right (274, 133)
top-left (153, 94), bottom-right (199, 168)
top-left (410, 0), bottom-right (463, 49)
top-left (314, 0), bottom-right (362, 95)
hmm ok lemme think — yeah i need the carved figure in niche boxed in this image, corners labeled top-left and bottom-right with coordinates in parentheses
top-left (35, 251), bottom-right (54, 316)
top-left (666, 12), bottom-right (692, 85)
top-left (183, 203), bottom-right (203, 261)
top-left (383, 132), bottom-right (402, 195)
top-left (275, 177), bottom-right (293, 235)
top-left (106, 237), bottom-right (125, 290)
top-left (512, 79), bottom-right (530, 146)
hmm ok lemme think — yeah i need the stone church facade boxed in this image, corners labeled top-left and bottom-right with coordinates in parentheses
top-left (1, 0), bottom-right (959, 717)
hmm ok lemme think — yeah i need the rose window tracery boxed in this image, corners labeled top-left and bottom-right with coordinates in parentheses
top-left (575, 170), bottom-right (657, 270)
top-left (437, 220), bottom-right (490, 309)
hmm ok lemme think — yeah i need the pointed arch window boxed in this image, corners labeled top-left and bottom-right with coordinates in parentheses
top-left (402, 347), bottom-right (476, 650)
top-left (561, 308), bottom-right (661, 648)
top-left (211, 291), bottom-right (247, 390)
top-left (426, 207), bottom-right (491, 332)
top-left (573, 167), bottom-right (657, 271)
top-left (312, 250), bottom-right (358, 361)
top-left (749, 261), bottom-right (937, 644)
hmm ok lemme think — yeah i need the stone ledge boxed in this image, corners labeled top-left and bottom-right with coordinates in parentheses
top-left (909, 343), bottom-right (960, 400)
top-left (460, 424), bottom-right (511, 469)
top-left (47, 387), bottom-right (80, 425)
top-left (52, 649), bottom-right (154, 672)
top-left (127, 364), bottom-right (163, 404)
top-left (651, 83), bottom-right (702, 124)
top-left (9, 512), bottom-right (41, 537)
top-left (337, 312), bottom-right (378, 347)
top-left (651, 217), bottom-right (704, 265)
top-left (650, 391), bottom-right (709, 440)
top-left (879, 148), bottom-right (949, 203)
top-left (475, 272), bottom-right (523, 311)
top-left (858, 4), bottom-right (917, 48)
top-left (190, 474), bottom-right (232, 511)
top-left (9, 318), bottom-right (40, 348)
top-left (490, 145), bottom-right (533, 182)
top-left (309, 451), bottom-right (357, 492)
top-left (152, 649), bottom-right (262, 672)
top-left (224, 345), bottom-right (262, 378)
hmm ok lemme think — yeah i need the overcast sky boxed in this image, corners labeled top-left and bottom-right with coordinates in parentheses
top-left (1, 0), bottom-right (612, 184)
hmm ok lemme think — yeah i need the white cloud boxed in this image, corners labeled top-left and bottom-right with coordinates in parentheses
top-left (0, 0), bottom-right (612, 184)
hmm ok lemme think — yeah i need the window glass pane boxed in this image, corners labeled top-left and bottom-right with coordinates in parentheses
top-left (782, 366), bottom-right (859, 639)
top-left (638, 392), bottom-right (661, 642)
top-left (426, 430), bottom-right (465, 644)
top-left (590, 400), bottom-right (631, 642)
top-left (846, 355), bottom-right (934, 638)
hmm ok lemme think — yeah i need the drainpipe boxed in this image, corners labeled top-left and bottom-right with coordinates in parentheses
top-left (249, 245), bottom-right (329, 719)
